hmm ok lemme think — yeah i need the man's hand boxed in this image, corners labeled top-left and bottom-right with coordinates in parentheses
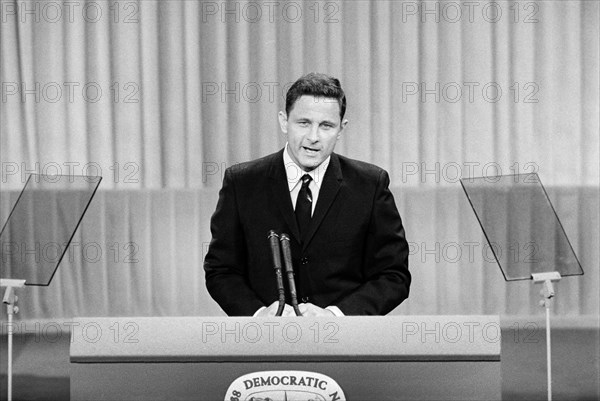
top-left (255, 301), bottom-right (295, 317)
top-left (298, 303), bottom-right (335, 316)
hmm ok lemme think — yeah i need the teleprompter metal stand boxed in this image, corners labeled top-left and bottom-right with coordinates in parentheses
top-left (460, 173), bottom-right (584, 401)
top-left (532, 271), bottom-right (562, 401)
top-left (1, 279), bottom-right (25, 401)
top-left (0, 173), bottom-right (101, 401)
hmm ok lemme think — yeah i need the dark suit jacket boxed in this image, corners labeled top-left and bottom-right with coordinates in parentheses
top-left (204, 149), bottom-right (410, 316)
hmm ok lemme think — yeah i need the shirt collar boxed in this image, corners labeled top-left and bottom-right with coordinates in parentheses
top-left (283, 143), bottom-right (330, 192)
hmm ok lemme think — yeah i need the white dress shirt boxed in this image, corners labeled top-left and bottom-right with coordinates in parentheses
top-left (283, 143), bottom-right (330, 216)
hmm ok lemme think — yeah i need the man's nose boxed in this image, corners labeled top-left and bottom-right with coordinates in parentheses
top-left (307, 124), bottom-right (319, 142)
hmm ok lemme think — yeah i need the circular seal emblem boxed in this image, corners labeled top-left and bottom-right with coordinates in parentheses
top-left (224, 370), bottom-right (346, 401)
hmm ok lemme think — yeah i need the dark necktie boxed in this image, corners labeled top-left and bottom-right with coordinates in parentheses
top-left (295, 174), bottom-right (313, 237)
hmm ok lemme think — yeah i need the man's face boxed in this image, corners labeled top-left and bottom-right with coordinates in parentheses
top-left (278, 95), bottom-right (348, 172)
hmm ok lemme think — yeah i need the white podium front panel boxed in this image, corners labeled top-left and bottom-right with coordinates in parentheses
top-left (70, 316), bottom-right (501, 400)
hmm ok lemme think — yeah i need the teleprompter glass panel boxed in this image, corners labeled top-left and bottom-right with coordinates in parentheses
top-left (460, 173), bottom-right (583, 281)
top-left (0, 174), bottom-right (102, 286)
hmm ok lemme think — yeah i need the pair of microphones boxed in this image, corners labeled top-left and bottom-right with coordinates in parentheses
top-left (267, 230), bottom-right (302, 316)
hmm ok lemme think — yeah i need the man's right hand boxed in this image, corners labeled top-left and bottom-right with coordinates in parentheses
top-left (255, 301), bottom-right (295, 317)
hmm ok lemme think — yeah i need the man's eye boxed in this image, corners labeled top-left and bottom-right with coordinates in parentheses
top-left (298, 121), bottom-right (309, 127)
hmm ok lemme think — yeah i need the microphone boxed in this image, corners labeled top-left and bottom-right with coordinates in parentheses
top-left (267, 230), bottom-right (286, 316)
top-left (280, 233), bottom-right (302, 316)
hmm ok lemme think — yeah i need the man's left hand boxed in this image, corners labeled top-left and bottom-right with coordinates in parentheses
top-left (298, 303), bottom-right (335, 316)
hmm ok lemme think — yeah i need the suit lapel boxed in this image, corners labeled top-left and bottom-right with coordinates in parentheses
top-left (302, 153), bottom-right (343, 250)
top-left (268, 150), bottom-right (302, 243)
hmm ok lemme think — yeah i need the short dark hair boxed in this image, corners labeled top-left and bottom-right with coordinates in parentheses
top-left (285, 73), bottom-right (347, 120)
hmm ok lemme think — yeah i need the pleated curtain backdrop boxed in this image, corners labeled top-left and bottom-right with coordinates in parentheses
top-left (1, 0), bottom-right (598, 319)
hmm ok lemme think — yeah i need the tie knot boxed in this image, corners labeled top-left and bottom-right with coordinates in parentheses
top-left (301, 174), bottom-right (312, 187)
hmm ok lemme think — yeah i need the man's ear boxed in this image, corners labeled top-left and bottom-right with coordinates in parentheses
top-left (278, 111), bottom-right (288, 134)
top-left (337, 118), bottom-right (349, 139)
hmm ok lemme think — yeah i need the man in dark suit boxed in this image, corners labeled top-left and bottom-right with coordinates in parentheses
top-left (204, 73), bottom-right (410, 316)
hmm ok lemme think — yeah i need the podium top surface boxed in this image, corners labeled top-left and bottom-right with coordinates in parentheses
top-left (70, 316), bottom-right (500, 363)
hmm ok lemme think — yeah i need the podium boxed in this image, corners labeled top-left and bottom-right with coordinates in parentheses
top-left (70, 316), bottom-right (501, 400)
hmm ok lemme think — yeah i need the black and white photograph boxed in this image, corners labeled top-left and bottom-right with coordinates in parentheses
top-left (0, 1), bottom-right (598, 400)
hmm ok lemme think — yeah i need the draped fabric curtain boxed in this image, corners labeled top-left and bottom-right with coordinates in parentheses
top-left (3, 0), bottom-right (598, 189)
top-left (1, 1), bottom-right (598, 319)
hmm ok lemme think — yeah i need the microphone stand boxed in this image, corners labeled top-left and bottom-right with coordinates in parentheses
top-left (267, 230), bottom-right (286, 316)
top-left (280, 234), bottom-right (302, 316)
